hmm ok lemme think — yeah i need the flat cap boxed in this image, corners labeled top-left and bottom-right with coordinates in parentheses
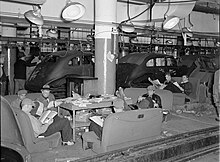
top-left (18, 90), bottom-right (27, 95)
top-left (21, 98), bottom-right (34, 107)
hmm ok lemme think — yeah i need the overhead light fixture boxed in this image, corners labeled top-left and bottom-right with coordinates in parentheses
top-left (163, 16), bottom-right (179, 30)
top-left (166, 40), bottom-right (173, 44)
top-left (119, 21), bottom-right (135, 33)
top-left (46, 28), bottom-right (58, 39)
top-left (61, 1), bottom-right (86, 21)
top-left (24, 5), bottom-right (43, 26)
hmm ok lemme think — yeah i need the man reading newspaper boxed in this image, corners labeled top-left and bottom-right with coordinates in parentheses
top-left (21, 98), bottom-right (74, 145)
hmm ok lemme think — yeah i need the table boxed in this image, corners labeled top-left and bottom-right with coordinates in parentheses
top-left (59, 97), bottom-right (132, 141)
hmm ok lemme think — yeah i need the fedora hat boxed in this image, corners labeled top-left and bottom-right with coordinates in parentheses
top-left (41, 84), bottom-right (51, 90)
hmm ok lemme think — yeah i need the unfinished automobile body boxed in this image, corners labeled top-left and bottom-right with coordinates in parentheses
top-left (1, 96), bottom-right (30, 162)
top-left (116, 52), bottom-right (219, 90)
top-left (178, 54), bottom-right (219, 91)
top-left (25, 50), bottom-right (94, 92)
top-left (116, 52), bottom-right (188, 89)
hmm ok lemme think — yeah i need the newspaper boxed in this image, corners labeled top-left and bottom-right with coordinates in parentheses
top-left (39, 110), bottom-right (57, 124)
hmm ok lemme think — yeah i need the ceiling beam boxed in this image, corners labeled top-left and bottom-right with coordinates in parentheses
top-left (193, 4), bottom-right (219, 14)
top-left (0, 16), bottom-right (94, 29)
top-left (0, 0), bottom-right (46, 5)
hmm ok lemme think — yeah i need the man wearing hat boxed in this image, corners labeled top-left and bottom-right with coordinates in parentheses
top-left (36, 84), bottom-right (69, 117)
top-left (11, 89), bottom-right (28, 109)
top-left (137, 85), bottom-right (162, 109)
top-left (36, 84), bottom-right (56, 110)
top-left (89, 86), bottom-right (162, 140)
top-left (21, 98), bottom-right (74, 145)
top-left (116, 85), bottom-right (162, 110)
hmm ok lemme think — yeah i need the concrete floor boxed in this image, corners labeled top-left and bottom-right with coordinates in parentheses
top-left (31, 104), bottom-right (220, 162)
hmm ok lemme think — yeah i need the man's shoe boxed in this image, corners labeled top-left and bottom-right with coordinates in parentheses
top-left (63, 141), bottom-right (75, 146)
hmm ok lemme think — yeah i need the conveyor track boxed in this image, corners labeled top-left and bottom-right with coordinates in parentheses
top-left (74, 126), bottom-right (219, 162)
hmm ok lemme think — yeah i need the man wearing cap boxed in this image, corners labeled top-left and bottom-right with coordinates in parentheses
top-left (11, 89), bottom-right (28, 109)
top-left (116, 86), bottom-right (162, 110)
top-left (89, 86), bottom-right (162, 140)
top-left (21, 98), bottom-right (74, 145)
top-left (137, 85), bottom-right (162, 109)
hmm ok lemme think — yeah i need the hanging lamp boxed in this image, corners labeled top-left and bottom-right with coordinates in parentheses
top-left (61, 1), bottom-right (86, 21)
top-left (24, 5), bottom-right (43, 26)
top-left (163, 16), bottom-right (179, 30)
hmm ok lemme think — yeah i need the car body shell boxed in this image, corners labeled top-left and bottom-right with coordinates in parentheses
top-left (178, 54), bottom-right (219, 91)
top-left (116, 52), bottom-right (188, 88)
top-left (25, 50), bottom-right (94, 92)
top-left (1, 96), bottom-right (30, 162)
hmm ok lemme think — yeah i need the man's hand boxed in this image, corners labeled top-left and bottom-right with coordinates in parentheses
top-left (55, 100), bottom-right (62, 107)
top-left (137, 96), bottom-right (145, 102)
top-left (47, 118), bottom-right (54, 125)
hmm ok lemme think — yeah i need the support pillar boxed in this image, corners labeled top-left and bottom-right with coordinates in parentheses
top-left (95, 0), bottom-right (117, 95)
top-left (2, 24), bottom-right (17, 94)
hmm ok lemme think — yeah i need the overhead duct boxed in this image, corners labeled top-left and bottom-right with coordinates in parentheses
top-left (132, 0), bottom-right (196, 29)
top-left (152, 0), bottom-right (196, 28)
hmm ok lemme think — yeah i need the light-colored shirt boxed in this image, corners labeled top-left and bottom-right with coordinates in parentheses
top-left (11, 98), bottom-right (22, 109)
top-left (27, 113), bottom-right (50, 137)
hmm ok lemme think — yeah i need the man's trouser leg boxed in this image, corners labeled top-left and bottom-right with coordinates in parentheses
top-left (40, 115), bottom-right (73, 142)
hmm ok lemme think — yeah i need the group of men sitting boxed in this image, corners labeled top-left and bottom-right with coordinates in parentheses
top-left (11, 73), bottom-right (192, 146)
top-left (12, 85), bottom-right (74, 146)
top-left (89, 73), bottom-right (193, 140)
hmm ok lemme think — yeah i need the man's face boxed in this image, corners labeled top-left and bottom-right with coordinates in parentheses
top-left (182, 75), bottom-right (188, 82)
top-left (165, 75), bottom-right (171, 81)
top-left (19, 94), bottom-right (26, 100)
top-left (41, 89), bottom-right (50, 98)
top-left (148, 89), bottom-right (155, 96)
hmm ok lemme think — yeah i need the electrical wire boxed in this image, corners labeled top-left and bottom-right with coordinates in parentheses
top-left (163, 0), bottom-right (171, 19)
top-left (121, 0), bottom-right (155, 24)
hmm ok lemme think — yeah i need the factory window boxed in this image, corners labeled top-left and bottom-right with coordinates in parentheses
top-left (146, 59), bottom-right (154, 67)
top-left (156, 58), bottom-right (165, 66)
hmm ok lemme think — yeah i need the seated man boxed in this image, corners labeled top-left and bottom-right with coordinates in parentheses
top-left (89, 85), bottom-right (162, 139)
top-left (21, 98), bottom-right (74, 145)
top-left (136, 85), bottom-right (162, 109)
top-left (179, 75), bottom-right (193, 96)
top-left (35, 85), bottom-right (58, 111)
top-left (35, 84), bottom-right (67, 116)
top-left (149, 72), bottom-right (182, 93)
top-left (11, 89), bottom-right (27, 109)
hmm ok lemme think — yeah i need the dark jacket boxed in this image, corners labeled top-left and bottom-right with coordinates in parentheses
top-left (14, 59), bottom-right (36, 79)
top-left (140, 93), bottom-right (162, 108)
top-left (180, 81), bottom-right (192, 96)
top-left (164, 80), bottom-right (182, 93)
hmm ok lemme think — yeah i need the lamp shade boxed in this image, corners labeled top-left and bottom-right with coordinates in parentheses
top-left (119, 21), bottom-right (135, 33)
top-left (24, 10), bottom-right (43, 26)
top-left (46, 29), bottom-right (58, 39)
top-left (61, 2), bottom-right (86, 21)
top-left (163, 16), bottom-right (179, 30)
